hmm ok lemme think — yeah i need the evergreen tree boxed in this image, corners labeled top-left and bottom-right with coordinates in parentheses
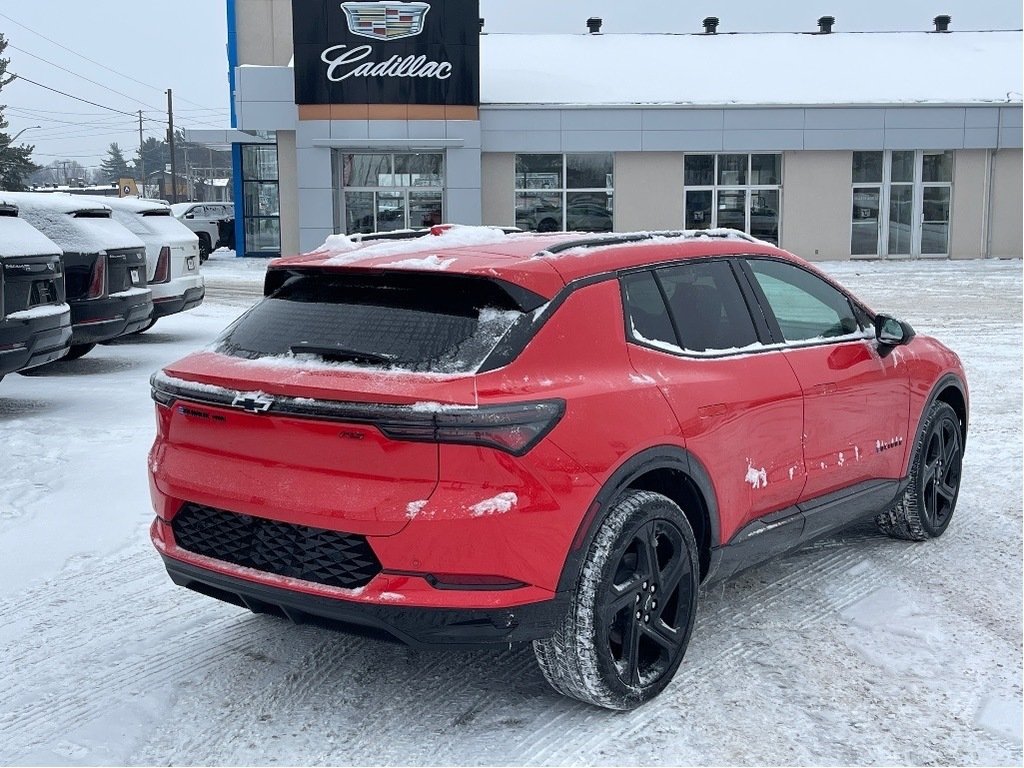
top-left (100, 142), bottom-right (131, 182)
top-left (0, 34), bottom-right (39, 191)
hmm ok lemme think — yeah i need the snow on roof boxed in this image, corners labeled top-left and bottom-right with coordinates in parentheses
top-left (1, 192), bottom-right (145, 254)
top-left (0, 198), bottom-right (62, 259)
top-left (93, 196), bottom-right (169, 215)
top-left (481, 31), bottom-right (1023, 105)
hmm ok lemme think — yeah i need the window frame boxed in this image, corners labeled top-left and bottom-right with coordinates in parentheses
top-left (619, 256), bottom-right (774, 359)
top-left (683, 153), bottom-right (783, 244)
top-left (514, 153), bottom-right (614, 233)
top-left (736, 256), bottom-right (875, 347)
top-left (334, 151), bottom-right (446, 235)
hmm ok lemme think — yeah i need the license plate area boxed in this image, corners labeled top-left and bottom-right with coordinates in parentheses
top-left (187, 256), bottom-right (197, 271)
top-left (31, 280), bottom-right (56, 305)
top-left (130, 267), bottom-right (145, 286)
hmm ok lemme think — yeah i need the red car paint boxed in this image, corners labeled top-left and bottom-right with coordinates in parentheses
top-left (149, 230), bottom-right (968, 623)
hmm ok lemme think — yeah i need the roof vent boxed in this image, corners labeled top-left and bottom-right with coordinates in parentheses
top-left (817, 15), bottom-right (835, 33)
top-left (586, 17), bottom-right (602, 34)
top-left (933, 14), bottom-right (951, 32)
top-left (703, 16), bottom-right (719, 34)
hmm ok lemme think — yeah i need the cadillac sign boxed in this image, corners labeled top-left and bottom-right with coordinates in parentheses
top-left (292, 0), bottom-right (480, 106)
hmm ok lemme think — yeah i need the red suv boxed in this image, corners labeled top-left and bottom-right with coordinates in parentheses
top-left (149, 228), bottom-right (968, 709)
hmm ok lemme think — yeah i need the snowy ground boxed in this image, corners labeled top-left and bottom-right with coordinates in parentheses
top-left (0, 252), bottom-right (1020, 766)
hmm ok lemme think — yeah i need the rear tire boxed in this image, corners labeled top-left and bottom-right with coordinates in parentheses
top-left (62, 343), bottom-right (96, 361)
top-left (533, 490), bottom-right (699, 710)
top-left (197, 233), bottom-right (212, 263)
top-left (876, 401), bottom-right (963, 541)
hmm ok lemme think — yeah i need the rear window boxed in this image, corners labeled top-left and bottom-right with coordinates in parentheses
top-left (216, 271), bottom-right (531, 373)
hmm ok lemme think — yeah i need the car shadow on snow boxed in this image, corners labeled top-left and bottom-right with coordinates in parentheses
top-left (103, 330), bottom-right (205, 347)
top-left (19, 355), bottom-right (144, 377)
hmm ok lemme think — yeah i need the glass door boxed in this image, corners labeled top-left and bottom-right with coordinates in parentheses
top-left (887, 151), bottom-right (914, 257)
top-left (920, 151), bottom-right (953, 257)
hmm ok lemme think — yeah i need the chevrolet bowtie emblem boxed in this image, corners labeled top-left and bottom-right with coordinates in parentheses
top-left (231, 393), bottom-right (275, 413)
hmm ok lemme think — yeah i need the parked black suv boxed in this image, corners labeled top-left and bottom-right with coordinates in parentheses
top-left (5, 193), bottom-right (154, 360)
top-left (0, 200), bottom-right (72, 380)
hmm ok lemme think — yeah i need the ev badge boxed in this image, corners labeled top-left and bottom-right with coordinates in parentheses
top-left (231, 392), bottom-right (275, 413)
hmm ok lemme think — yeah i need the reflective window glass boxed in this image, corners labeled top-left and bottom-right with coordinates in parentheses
top-left (516, 192), bottom-right (562, 232)
top-left (852, 152), bottom-right (883, 184)
top-left (717, 189), bottom-right (747, 230)
top-left (659, 261), bottom-right (758, 352)
top-left (242, 145), bottom-right (278, 180)
top-left (376, 191), bottom-right (406, 232)
top-left (923, 151), bottom-right (953, 183)
top-left (515, 155), bottom-right (562, 190)
top-left (409, 192), bottom-right (443, 228)
top-left (750, 190), bottom-right (779, 244)
top-left (566, 192), bottom-right (612, 232)
top-left (891, 151), bottom-right (915, 183)
top-left (345, 192), bottom-right (375, 234)
top-left (921, 187), bottom-right (951, 254)
top-left (566, 154), bottom-right (613, 189)
top-left (685, 190), bottom-right (712, 229)
top-left (748, 259), bottom-right (860, 342)
top-left (851, 188), bottom-right (881, 255)
top-left (684, 155), bottom-right (714, 186)
top-left (622, 271), bottom-right (676, 349)
top-left (888, 185), bottom-right (914, 255)
top-left (750, 154), bottom-right (781, 185)
top-left (343, 154), bottom-right (392, 187)
top-left (394, 154), bottom-right (444, 187)
top-left (717, 154), bottom-right (747, 186)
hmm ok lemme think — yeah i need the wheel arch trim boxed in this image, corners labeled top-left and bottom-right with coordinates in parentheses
top-left (557, 445), bottom-right (720, 593)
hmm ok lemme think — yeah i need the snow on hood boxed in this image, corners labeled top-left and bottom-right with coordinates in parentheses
top-left (318, 225), bottom-right (512, 267)
top-left (0, 214), bottom-right (62, 259)
top-left (2, 193), bottom-right (144, 254)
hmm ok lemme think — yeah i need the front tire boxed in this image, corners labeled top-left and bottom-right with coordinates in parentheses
top-left (876, 401), bottom-right (963, 541)
top-left (533, 490), bottom-right (699, 710)
top-left (197, 233), bottom-right (212, 262)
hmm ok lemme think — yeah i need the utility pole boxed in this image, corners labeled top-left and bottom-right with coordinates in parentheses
top-left (166, 88), bottom-right (177, 204)
top-left (138, 110), bottom-right (145, 196)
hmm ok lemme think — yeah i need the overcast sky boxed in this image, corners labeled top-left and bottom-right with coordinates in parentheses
top-left (3, 0), bottom-right (1020, 172)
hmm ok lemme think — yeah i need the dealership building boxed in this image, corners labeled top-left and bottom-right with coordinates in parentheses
top-left (218, 0), bottom-right (1022, 260)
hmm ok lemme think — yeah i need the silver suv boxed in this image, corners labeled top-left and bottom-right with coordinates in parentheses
top-left (170, 202), bottom-right (234, 261)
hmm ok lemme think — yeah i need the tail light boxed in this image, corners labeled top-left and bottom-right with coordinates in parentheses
top-left (152, 246), bottom-right (171, 284)
top-left (85, 254), bottom-right (107, 299)
top-left (378, 400), bottom-right (565, 456)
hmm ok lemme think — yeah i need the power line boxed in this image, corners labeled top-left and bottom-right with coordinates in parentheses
top-left (7, 43), bottom-right (165, 113)
top-left (11, 73), bottom-right (165, 121)
top-left (0, 9), bottom-right (226, 113)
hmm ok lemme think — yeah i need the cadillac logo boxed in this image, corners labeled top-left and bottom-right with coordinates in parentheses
top-left (341, 1), bottom-right (431, 41)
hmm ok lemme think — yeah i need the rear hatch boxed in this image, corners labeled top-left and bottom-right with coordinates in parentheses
top-left (155, 268), bottom-right (549, 535)
top-left (0, 208), bottom-right (66, 318)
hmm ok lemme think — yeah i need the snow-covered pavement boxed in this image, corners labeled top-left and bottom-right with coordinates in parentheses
top-left (0, 253), bottom-right (1020, 765)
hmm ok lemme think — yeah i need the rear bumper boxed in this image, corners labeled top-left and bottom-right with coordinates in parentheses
top-left (152, 285), bottom-right (205, 319)
top-left (0, 308), bottom-right (73, 375)
top-left (158, 547), bottom-right (569, 648)
top-left (71, 293), bottom-right (153, 344)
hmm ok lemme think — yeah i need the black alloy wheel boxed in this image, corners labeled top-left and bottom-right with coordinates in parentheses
top-left (919, 408), bottom-right (963, 535)
top-left (600, 518), bottom-right (692, 689)
top-left (533, 490), bottom-right (699, 709)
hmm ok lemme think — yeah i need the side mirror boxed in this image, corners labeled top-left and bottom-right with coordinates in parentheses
top-left (875, 314), bottom-right (916, 347)
top-left (184, 212), bottom-right (195, 219)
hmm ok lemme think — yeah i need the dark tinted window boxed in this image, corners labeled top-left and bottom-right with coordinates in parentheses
top-left (217, 272), bottom-right (524, 373)
top-left (658, 261), bottom-right (758, 352)
top-left (747, 259), bottom-right (861, 342)
top-left (622, 271), bottom-right (677, 349)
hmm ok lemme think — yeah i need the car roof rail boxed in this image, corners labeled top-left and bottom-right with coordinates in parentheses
top-left (351, 224), bottom-right (522, 244)
top-left (539, 228), bottom-right (761, 256)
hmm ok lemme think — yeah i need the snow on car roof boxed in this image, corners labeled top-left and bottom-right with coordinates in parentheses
top-left (271, 226), bottom-right (785, 299)
top-left (0, 197), bottom-right (63, 258)
top-left (1, 192), bottom-right (145, 254)
top-left (481, 30), bottom-right (1022, 105)
top-left (94, 196), bottom-right (169, 215)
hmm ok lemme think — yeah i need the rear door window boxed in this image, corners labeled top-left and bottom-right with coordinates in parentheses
top-left (216, 271), bottom-right (530, 374)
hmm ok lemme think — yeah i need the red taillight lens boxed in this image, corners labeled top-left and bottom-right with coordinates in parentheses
top-left (85, 254), bottom-right (106, 299)
top-left (152, 246), bottom-right (171, 284)
top-left (379, 400), bottom-right (565, 456)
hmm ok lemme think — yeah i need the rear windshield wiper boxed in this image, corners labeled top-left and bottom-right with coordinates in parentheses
top-left (289, 343), bottom-right (396, 365)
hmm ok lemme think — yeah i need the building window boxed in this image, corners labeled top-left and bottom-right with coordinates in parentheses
top-left (335, 152), bottom-right (444, 234)
top-left (851, 150), bottom-right (953, 258)
top-left (515, 154), bottom-right (613, 233)
top-left (683, 153), bottom-right (781, 244)
top-left (241, 144), bottom-right (280, 256)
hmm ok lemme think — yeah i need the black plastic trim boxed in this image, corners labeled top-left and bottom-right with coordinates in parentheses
top-left (162, 554), bottom-right (568, 648)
